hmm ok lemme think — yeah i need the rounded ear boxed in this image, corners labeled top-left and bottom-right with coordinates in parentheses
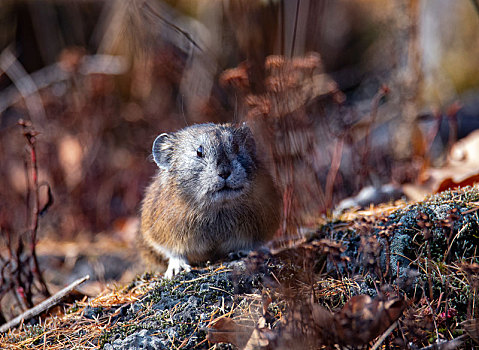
top-left (152, 133), bottom-right (174, 169)
top-left (238, 124), bottom-right (256, 154)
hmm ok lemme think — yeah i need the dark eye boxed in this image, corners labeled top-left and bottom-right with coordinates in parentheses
top-left (232, 141), bottom-right (239, 154)
top-left (196, 145), bottom-right (204, 158)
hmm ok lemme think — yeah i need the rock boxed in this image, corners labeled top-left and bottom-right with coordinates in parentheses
top-left (104, 329), bottom-right (166, 350)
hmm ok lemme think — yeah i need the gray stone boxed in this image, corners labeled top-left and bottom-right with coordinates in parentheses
top-left (105, 329), bottom-right (166, 350)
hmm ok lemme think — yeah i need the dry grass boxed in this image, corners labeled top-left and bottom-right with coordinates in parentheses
top-left (2, 188), bottom-right (479, 349)
top-left (0, 273), bottom-right (156, 349)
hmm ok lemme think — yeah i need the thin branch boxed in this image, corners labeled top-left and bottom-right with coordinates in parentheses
top-left (141, 0), bottom-right (203, 52)
top-left (325, 137), bottom-right (344, 210)
top-left (0, 46), bottom-right (46, 123)
top-left (416, 335), bottom-right (466, 350)
top-left (360, 85), bottom-right (389, 184)
top-left (290, 0), bottom-right (301, 57)
top-left (471, 0), bottom-right (479, 16)
top-left (0, 53), bottom-right (127, 115)
top-left (19, 120), bottom-right (50, 298)
top-left (0, 275), bottom-right (89, 333)
top-left (371, 321), bottom-right (398, 350)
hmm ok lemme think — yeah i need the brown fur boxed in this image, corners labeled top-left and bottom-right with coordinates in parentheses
top-left (139, 124), bottom-right (281, 273)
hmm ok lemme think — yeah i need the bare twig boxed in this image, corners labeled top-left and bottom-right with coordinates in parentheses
top-left (290, 0), bottom-right (301, 56)
top-left (360, 85), bottom-right (389, 184)
top-left (20, 120), bottom-right (50, 299)
top-left (0, 46), bottom-right (46, 123)
top-left (371, 321), bottom-right (398, 350)
top-left (445, 102), bottom-right (461, 156)
top-left (0, 53), bottom-right (127, 115)
top-left (141, 0), bottom-right (203, 52)
top-left (416, 335), bottom-right (466, 350)
top-left (0, 275), bottom-right (89, 333)
top-left (325, 137), bottom-right (344, 210)
top-left (471, 0), bottom-right (479, 16)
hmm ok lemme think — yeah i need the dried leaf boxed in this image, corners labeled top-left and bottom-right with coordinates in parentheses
top-left (39, 183), bottom-right (54, 216)
top-left (334, 295), bottom-right (406, 346)
top-left (207, 317), bottom-right (253, 348)
top-left (278, 296), bottom-right (405, 348)
top-left (462, 319), bottom-right (479, 344)
top-left (243, 327), bottom-right (275, 350)
top-left (459, 262), bottom-right (479, 275)
top-left (436, 174), bottom-right (479, 194)
top-left (219, 63), bottom-right (250, 91)
top-left (404, 130), bottom-right (479, 200)
top-left (277, 301), bottom-right (333, 348)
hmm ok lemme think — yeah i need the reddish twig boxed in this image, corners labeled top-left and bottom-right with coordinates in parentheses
top-left (19, 120), bottom-right (50, 299)
top-left (360, 85), bottom-right (390, 184)
top-left (445, 101), bottom-right (461, 155)
top-left (324, 137), bottom-right (344, 210)
top-left (0, 121), bottom-right (54, 321)
top-left (0, 275), bottom-right (89, 333)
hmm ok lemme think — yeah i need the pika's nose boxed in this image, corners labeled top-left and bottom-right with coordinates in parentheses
top-left (218, 165), bottom-right (232, 179)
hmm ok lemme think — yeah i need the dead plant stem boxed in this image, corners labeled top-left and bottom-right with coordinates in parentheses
top-left (22, 124), bottom-right (50, 299)
top-left (0, 275), bottom-right (89, 333)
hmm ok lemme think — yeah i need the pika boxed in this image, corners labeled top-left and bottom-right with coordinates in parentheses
top-left (139, 123), bottom-right (281, 278)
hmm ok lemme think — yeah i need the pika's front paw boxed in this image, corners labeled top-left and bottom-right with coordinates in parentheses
top-left (164, 256), bottom-right (191, 279)
top-left (228, 249), bottom-right (252, 261)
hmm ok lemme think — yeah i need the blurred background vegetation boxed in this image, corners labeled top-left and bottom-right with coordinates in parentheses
top-left (1, 0), bottom-right (479, 250)
top-left (3, 0), bottom-right (479, 342)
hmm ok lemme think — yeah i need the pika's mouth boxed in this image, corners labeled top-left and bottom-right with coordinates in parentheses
top-left (218, 185), bottom-right (243, 194)
top-left (212, 185), bottom-right (244, 201)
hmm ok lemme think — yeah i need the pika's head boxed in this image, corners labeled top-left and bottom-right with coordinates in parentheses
top-left (152, 123), bottom-right (258, 206)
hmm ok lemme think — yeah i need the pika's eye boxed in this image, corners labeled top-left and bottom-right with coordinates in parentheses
top-left (196, 145), bottom-right (204, 158)
top-left (232, 142), bottom-right (239, 154)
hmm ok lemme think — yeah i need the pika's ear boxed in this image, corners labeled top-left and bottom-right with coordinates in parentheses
top-left (237, 124), bottom-right (256, 154)
top-left (152, 133), bottom-right (174, 169)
